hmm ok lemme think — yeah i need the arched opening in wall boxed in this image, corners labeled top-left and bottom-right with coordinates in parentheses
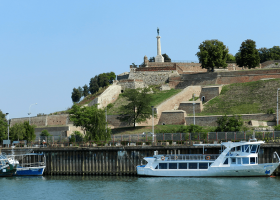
top-left (201, 96), bottom-right (205, 102)
top-left (121, 90), bottom-right (124, 93)
top-left (162, 122), bottom-right (165, 125)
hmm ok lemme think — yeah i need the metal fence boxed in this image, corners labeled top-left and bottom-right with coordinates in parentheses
top-left (4, 131), bottom-right (280, 148)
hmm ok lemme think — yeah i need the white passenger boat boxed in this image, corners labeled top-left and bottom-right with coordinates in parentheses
top-left (137, 139), bottom-right (280, 177)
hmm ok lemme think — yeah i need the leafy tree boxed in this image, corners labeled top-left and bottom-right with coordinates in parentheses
top-left (196, 40), bottom-right (229, 71)
top-left (0, 110), bottom-right (8, 142)
top-left (10, 122), bottom-right (25, 141)
top-left (71, 88), bottom-right (82, 103)
top-left (226, 54), bottom-right (236, 62)
top-left (117, 87), bottom-right (153, 128)
top-left (162, 53), bottom-right (171, 62)
top-left (259, 46), bottom-right (280, 63)
top-left (89, 76), bottom-right (99, 94)
top-left (69, 104), bottom-right (111, 141)
top-left (23, 121), bottom-right (36, 142)
top-left (40, 129), bottom-right (51, 137)
top-left (82, 84), bottom-right (89, 97)
top-left (69, 131), bottom-right (84, 143)
top-left (236, 39), bottom-right (260, 69)
top-left (107, 72), bottom-right (116, 84)
top-left (78, 86), bottom-right (83, 98)
top-left (149, 57), bottom-right (155, 62)
top-left (216, 115), bottom-right (243, 132)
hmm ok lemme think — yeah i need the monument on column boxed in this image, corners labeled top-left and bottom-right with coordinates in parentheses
top-left (155, 27), bottom-right (164, 62)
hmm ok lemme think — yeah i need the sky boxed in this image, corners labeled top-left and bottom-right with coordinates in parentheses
top-left (1, 0), bottom-right (280, 119)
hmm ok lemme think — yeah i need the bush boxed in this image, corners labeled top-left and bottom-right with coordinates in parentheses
top-left (274, 125), bottom-right (280, 131)
top-left (70, 131), bottom-right (84, 143)
top-left (40, 129), bottom-right (51, 137)
top-left (121, 141), bottom-right (129, 146)
top-left (266, 108), bottom-right (274, 114)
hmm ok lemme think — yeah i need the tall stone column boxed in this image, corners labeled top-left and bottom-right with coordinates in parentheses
top-left (155, 35), bottom-right (164, 62)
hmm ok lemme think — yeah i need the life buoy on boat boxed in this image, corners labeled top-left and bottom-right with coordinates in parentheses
top-left (161, 156), bottom-right (165, 161)
top-left (206, 156), bottom-right (210, 160)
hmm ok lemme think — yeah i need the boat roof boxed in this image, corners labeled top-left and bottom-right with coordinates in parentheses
top-left (194, 140), bottom-right (265, 148)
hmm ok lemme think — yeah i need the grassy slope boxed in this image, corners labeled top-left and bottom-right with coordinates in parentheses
top-left (107, 88), bottom-right (182, 115)
top-left (197, 79), bottom-right (280, 116)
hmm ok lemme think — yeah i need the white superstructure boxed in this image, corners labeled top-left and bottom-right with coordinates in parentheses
top-left (137, 140), bottom-right (280, 177)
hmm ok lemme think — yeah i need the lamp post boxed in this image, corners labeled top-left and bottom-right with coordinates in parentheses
top-left (151, 106), bottom-right (154, 143)
top-left (28, 103), bottom-right (37, 124)
top-left (6, 113), bottom-right (10, 147)
top-left (277, 89), bottom-right (280, 125)
top-left (193, 94), bottom-right (196, 125)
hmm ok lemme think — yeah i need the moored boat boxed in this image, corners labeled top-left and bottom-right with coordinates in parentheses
top-left (0, 154), bottom-right (17, 177)
top-left (137, 139), bottom-right (280, 177)
top-left (13, 153), bottom-right (46, 176)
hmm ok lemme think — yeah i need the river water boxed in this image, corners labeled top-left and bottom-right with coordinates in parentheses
top-left (1, 176), bottom-right (279, 200)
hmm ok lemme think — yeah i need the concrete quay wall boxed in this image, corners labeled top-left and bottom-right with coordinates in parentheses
top-left (2, 145), bottom-right (279, 176)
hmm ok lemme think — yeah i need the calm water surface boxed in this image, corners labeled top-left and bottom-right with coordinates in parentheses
top-left (1, 176), bottom-right (280, 200)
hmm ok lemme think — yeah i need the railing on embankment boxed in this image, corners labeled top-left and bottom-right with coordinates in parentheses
top-left (2, 144), bottom-right (279, 176)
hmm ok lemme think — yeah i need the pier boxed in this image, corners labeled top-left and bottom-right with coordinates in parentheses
top-left (3, 144), bottom-right (280, 176)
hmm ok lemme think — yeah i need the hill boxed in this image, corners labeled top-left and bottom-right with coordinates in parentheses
top-left (198, 79), bottom-right (280, 116)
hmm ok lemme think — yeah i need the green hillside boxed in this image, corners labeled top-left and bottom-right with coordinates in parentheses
top-left (107, 88), bottom-right (182, 115)
top-left (198, 79), bottom-right (280, 116)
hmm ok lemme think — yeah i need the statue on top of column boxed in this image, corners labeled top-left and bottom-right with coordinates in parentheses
top-left (157, 27), bottom-right (159, 36)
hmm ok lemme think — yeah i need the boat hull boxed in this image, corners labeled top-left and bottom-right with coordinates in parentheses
top-left (137, 163), bottom-right (280, 177)
top-left (16, 166), bottom-right (45, 176)
top-left (0, 164), bottom-right (17, 177)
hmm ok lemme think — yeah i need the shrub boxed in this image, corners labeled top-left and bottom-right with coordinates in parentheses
top-left (266, 108), bottom-right (274, 114)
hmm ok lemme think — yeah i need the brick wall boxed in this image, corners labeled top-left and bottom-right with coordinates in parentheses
top-left (178, 101), bottom-right (203, 114)
top-left (158, 110), bottom-right (187, 125)
top-left (200, 86), bottom-right (222, 102)
top-left (88, 84), bottom-right (121, 108)
top-left (169, 68), bottom-right (280, 89)
top-left (185, 113), bottom-right (276, 126)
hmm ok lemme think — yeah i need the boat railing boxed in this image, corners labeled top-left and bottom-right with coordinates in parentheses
top-left (160, 154), bottom-right (220, 161)
top-left (20, 161), bottom-right (45, 168)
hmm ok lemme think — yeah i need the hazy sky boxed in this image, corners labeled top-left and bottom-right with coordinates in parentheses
top-left (1, 0), bottom-right (280, 119)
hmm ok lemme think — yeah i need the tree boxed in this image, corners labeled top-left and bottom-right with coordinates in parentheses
top-left (40, 129), bottom-right (51, 137)
top-left (78, 86), bottom-right (83, 98)
top-left (162, 53), bottom-right (171, 62)
top-left (236, 39), bottom-right (260, 69)
top-left (69, 104), bottom-right (110, 141)
top-left (107, 72), bottom-right (116, 84)
top-left (89, 76), bottom-right (99, 94)
top-left (216, 115), bottom-right (243, 132)
top-left (10, 122), bottom-right (25, 141)
top-left (71, 88), bottom-right (81, 103)
top-left (196, 40), bottom-right (229, 71)
top-left (226, 54), bottom-right (236, 62)
top-left (149, 57), bottom-right (155, 62)
top-left (82, 84), bottom-right (89, 97)
top-left (23, 121), bottom-right (36, 142)
top-left (69, 131), bottom-right (84, 143)
top-left (117, 87), bottom-right (153, 128)
top-left (0, 110), bottom-right (8, 142)
top-left (259, 46), bottom-right (280, 63)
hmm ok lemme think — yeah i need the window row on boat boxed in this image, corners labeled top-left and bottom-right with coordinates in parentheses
top-left (223, 157), bottom-right (258, 165)
top-left (229, 145), bottom-right (259, 154)
top-left (155, 162), bottom-right (213, 170)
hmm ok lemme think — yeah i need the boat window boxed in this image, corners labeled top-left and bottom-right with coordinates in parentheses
top-left (155, 165), bottom-right (158, 169)
top-left (231, 147), bottom-right (235, 152)
top-left (256, 157), bottom-right (258, 164)
top-left (251, 145), bottom-right (257, 153)
top-left (209, 162), bottom-right (212, 166)
top-left (245, 145), bottom-right (249, 153)
top-left (236, 146), bottom-right (241, 151)
top-left (231, 158), bottom-right (236, 164)
top-left (169, 163), bottom-right (177, 169)
top-left (199, 163), bottom-right (208, 169)
top-left (237, 158), bottom-right (241, 164)
top-left (179, 163), bottom-right (188, 169)
top-left (256, 146), bottom-right (259, 153)
top-left (189, 163), bottom-right (197, 169)
top-left (242, 157), bottom-right (249, 164)
top-left (223, 158), bottom-right (228, 165)
top-left (250, 157), bottom-right (256, 164)
top-left (159, 163), bottom-right (168, 169)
